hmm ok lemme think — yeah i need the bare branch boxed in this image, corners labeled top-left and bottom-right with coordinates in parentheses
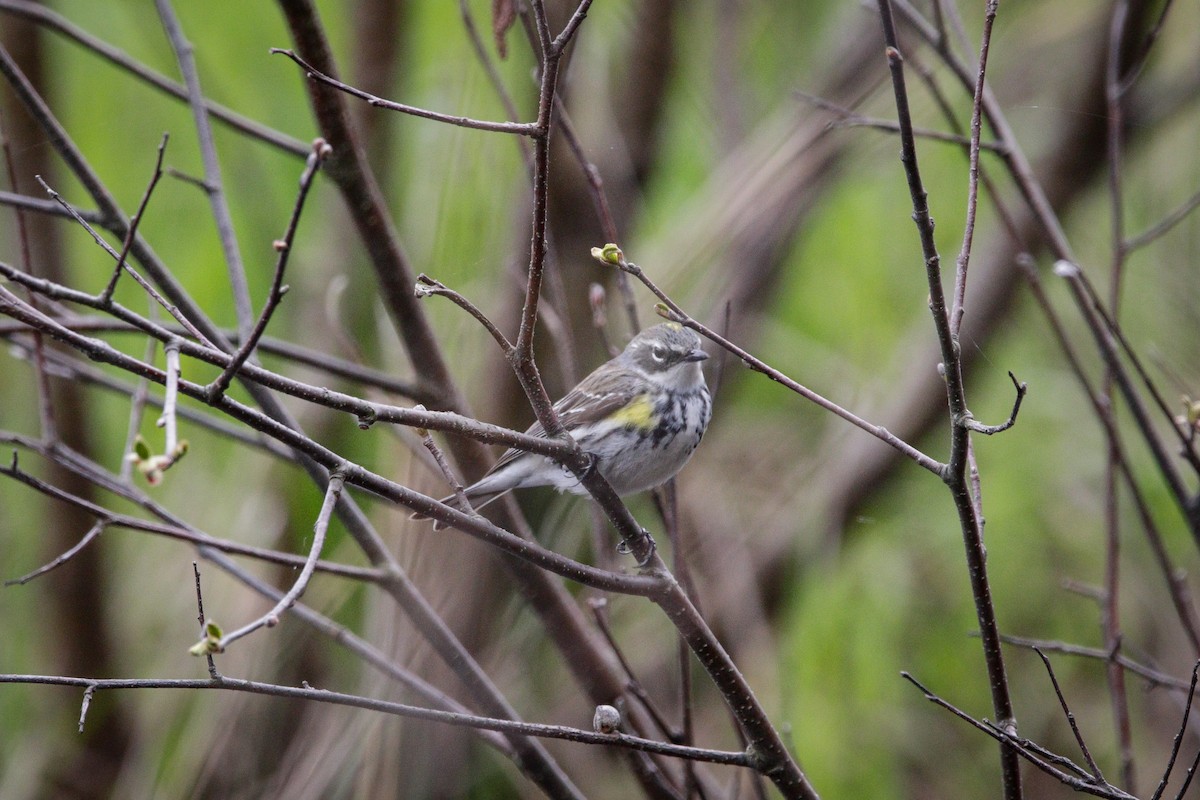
top-left (206, 138), bottom-right (330, 401)
top-left (5, 519), bottom-right (106, 586)
top-left (192, 563), bottom-right (218, 679)
top-left (0, 444), bottom-right (383, 582)
top-left (949, 0), bottom-right (998, 338)
top-left (0, 672), bottom-right (756, 768)
top-left (210, 471), bottom-right (345, 652)
top-left (961, 372), bottom-right (1027, 435)
top-left (270, 48), bottom-right (538, 136)
top-left (1033, 648), bottom-right (1106, 783)
top-left (875, 2), bottom-right (1020, 795)
top-left (101, 133), bottom-right (168, 303)
top-left (0, 0), bottom-right (308, 155)
top-left (414, 274), bottom-right (513, 352)
top-left (1151, 661), bottom-right (1200, 800)
top-left (154, 0), bottom-right (254, 339)
top-left (902, 672), bottom-right (1137, 800)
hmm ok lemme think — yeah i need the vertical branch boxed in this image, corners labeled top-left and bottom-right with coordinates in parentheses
top-left (1019, 261), bottom-right (1200, 654)
top-left (119, 332), bottom-right (157, 482)
top-left (0, 105), bottom-right (55, 441)
top-left (875, 2), bottom-right (1022, 798)
top-left (511, 6), bottom-right (562, 363)
top-left (1102, 2), bottom-right (1136, 788)
top-left (1150, 661), bottom-right (1200, 800)
top-left (192, 562), bottom-right (218, 679)
top-left (554, 103), bottom-right (640, 339)
top-left (948, 1), bottom-right (997, 337)
top-left (508, 0), bottom-right (593, 448)
top-left (274, 0), bottom-right (488, 479)
top-left (159, 341), bottom-right (181, 456)
top-left (153, 0), bottom-right (254, 342)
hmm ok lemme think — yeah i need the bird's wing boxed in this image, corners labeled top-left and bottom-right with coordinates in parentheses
top-left (484, 367), bottom-right (641, 474)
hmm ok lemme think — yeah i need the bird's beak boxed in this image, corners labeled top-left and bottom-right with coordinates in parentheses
top-left (683, 348), bottom-right (709, 363)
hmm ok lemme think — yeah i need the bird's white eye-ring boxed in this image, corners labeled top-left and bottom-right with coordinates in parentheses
top-left (650, 345), bottom-right (667, 362)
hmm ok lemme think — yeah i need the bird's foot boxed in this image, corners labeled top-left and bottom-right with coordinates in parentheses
top-left (616, 528), bottom-right (657, 568)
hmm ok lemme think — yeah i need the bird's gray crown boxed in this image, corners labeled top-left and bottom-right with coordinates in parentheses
top-left (622, 323), bottom-right (707, 372)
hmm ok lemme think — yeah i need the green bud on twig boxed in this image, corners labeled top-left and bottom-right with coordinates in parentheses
top-left (590, 243), bottom-right (623, 265)
top-left (189, 619), bottom-right (224, 656)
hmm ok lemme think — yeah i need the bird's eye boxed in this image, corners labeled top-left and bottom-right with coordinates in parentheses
top-left (650, 345), bottom-right (666, 362)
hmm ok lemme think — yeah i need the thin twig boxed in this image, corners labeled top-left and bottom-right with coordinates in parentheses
top-left (206, 138), bottom-right (330, 401)
top-left (949, 0), bottom-right (998, 337)
top-left (77, 684), bottom-right (95, 733)
top-left (1151, 661), bottom-right (1200, 800)
top-left (0, 189), bottom-right (106, 223)
top-left (4, 519), bottom-right (106, 586)
top-left (413, 406), bottom-right (473, 516)
top-left (796, 90), bottom-right (1008, 154)
top-left (0, 672), bottom-right (756, 768)
top-left (1033, 647), bottom-right (1106, 782)
top-left (902, 672), bottom-right (1137, 800)
top-left (961, 372), bottom-right (1027, 435)
top-left (0, 0), bottom-right (308, 155)
top-left (160, 341), bottom-right (181, 456)
top-left (1102, 6), bottom-right (1138, 781)
top-left (192, 563), bottom-right (218, 679)
top-left (101, 133), bottom-right (169, 303)
top-left (414, 274), bottom-right (513, 351)
top-left (1126, 186), bottom-right (1200, 251)
top-left (31, 175), bottom-right (212, 346)
top-left (1171, 748), bottom-right (1200, 800)
top-left (270, 48), bottom-right (538, 136)
top-left (999, 633), bottom-right (1191, 691)
top-left (154, 0), bottom-right (254, 341)
top-left (212, 470), bottom-right (345, 652)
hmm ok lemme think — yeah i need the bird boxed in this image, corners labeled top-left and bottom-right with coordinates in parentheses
top-left (420, 322), bottom-right (712, 519)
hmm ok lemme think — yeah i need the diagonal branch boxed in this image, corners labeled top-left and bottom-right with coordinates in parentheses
top-left (271, 48), bottom-right (538, 136)
top-left (154, 0), bottom-right (254, 340)
top-left (206, 138), bottom-right (330, 401)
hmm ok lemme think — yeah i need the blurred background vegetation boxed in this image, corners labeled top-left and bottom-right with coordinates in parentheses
top-left (1, 0), bottom-right (1198, 798)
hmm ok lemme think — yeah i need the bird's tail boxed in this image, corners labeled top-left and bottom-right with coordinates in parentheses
top-left (409, 485), bottom-right (512, 524)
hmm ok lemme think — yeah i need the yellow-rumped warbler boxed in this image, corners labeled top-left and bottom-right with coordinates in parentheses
top-left (428, 322), bottom-right (712, 516)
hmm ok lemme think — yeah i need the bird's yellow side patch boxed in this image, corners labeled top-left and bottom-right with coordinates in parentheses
top-left (609, 394), bottom-right (656, 430)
